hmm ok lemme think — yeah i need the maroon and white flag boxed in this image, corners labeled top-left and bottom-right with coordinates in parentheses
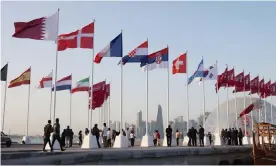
top-left (12, 11), bottom-right (59, 41)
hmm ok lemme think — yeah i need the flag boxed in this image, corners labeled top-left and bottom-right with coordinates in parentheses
top-left (203, 63), bottom-right (218, 80)
top-left (128, 40), bottom-right (148, 57)
top-left (172, 53), bottom-right (187, 74)
top-left (71, 77), bottom-right (90, 93)
top-left (271, 81), bottom-right (276, 96)
top-left (250, 76), bottom-right (259, 95)
top-left (118, 55), bottom-right (147, 65)
top-left (58, 22), bottom-right (94, 51)
top-left (88, 81), bottom-right (106, 97)
top-left (233, 71), bottom-right (244, 93)
top-left (94, 33), bottom-right (123, 64)
top-left (187, 59), bottom-right (204, 85)
top-left (226, 68), bottom-right (235, 87)
top-left (140, 47), bottom-right (169, 71)
top-left (12, 11), bottom-right (58, 41)
top-left (37, 71), bottom-right (53, 89)
top-left (215, 67), bottom-right (228, 92)
top-left (105, 84), bottom-right (110, 99)
top-left (52, 75), bottom-right (72, 91)
top-left (244, 74), bottom-right (251, 91)
top-left (239, 100), bottom-right (262, 118)
top-left (1, 64), bottom-right (8, 81)
top-left (258, 78), bottom-right (265, 96)
top-left (89, 81), bottom-right (106, 110)
top-left (261, 80), bottom-right (271, 98)
top-left (8, 67), bottom-right (31, 88)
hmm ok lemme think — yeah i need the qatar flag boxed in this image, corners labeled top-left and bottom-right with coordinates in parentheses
top-left (12, 11), bottom-right (59, 41)
top-left (239, 100), bottom-right (262, 118)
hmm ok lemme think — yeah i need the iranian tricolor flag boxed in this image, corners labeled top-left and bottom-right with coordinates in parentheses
top-left (71, 77), bottom-right (89, 93)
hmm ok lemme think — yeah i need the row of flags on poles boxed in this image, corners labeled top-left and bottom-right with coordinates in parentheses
top-left (1, 10), bottom-right (276, 118)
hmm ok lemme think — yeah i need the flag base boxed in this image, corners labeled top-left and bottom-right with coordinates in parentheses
top-left (182, 136), bottom-right (189, 146)
top-left (243, 136), bottom-right (251, 145)
top-left (113, 134), bottom-right (128, 148)
top-left (81, 134), bottom-right (99, 149)
top-left (162, 136), bottom-right (177, 147)
top-left (213, 133), bottom-right (222, 146)
top-left (22, 135), bottom-right (31, 144)
top-left (45, 133), bottom-right (61, 150)
top-left (140, 134), bottom-right (154, 147)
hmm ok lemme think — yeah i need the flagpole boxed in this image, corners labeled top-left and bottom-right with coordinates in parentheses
top-left (226, 65), bottom-right (230, 129)
top-left (1, 62), bottom-right (8, 132)
top-left (186, 52), bottom-right (190, 131)
top-left (88, 93), bottom-right (90, 129)
top-left (234, 86), bottom-right (238, 128)
top-left (69, 74), bottom-right (72, 127)
top-left (49, 69), bottom-right (53, 121)
top-left (258, 76), bottom-right (261, 122)
top-left (271, 95), bottom-right (273, 124)
top-left (26, 66), bottom-right (31, 136)
top-left (53, 9), bottom-right (60, 123)
top-left (90, 18), bottom-right (96, 130)
top-left (215, 61), bottom-right (220, 135)
top-left (120, 30), bottom-right (123, 132)
top-left (108, 84), bottom-right (111, 127)
top-left (243, 70), bottom-right (247, 136)
top-left (202, 57), bottom-right (206, 128)
top-left (167, 46), bottom-right (170, 129)
top-left (145, 38), bottom-right (149, 135)
top-left (250, 78), bottom-right (253, 128)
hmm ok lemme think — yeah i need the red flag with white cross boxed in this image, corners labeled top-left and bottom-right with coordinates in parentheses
top-left (58, 22), bottom-right (94, 51)
top-left (172, 53), bottom-right (187, 74)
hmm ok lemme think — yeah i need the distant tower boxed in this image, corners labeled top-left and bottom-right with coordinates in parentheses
top-left (156, 105), bottom-right (164, 138)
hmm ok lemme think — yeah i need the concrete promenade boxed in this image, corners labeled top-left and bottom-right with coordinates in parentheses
top-left (1, 145), bottom-right (253, 165)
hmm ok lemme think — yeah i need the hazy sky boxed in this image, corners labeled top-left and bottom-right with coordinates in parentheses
top-left (1, 1), bottom-right (276, 135)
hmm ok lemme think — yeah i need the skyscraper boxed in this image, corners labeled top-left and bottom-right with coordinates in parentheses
top-left (156, 105), bottom-right (164, 138)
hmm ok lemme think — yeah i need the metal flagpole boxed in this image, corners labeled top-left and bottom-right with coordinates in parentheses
top-left (258, 76), bottom-right (261, 122)
top-left (234, 86), bottom-right (238, 128)
top-left (186, 52), bottom-right (190, 131)
top-left (226, 65), bottom-right (230, 129)
top-left (88, 93), bottom-right (90, 128)
top-left (270, 95), bottom-right (274, 124)
top-left (69, 74), bottom-right (72, 127)
top-left (243, 71), bottom-right (247, 136)
top-left (216, 61), bottom-right (220, 134)
top-left (108, 90), bottom-right (111, 127)
top-left (202, 57), bottom-right (206, 128)
top-left (145, 38), bottom-right (149, 135)
top-left (90, 18), bottom-right (95, 130)
top-left (120, 30), bottom-right (123, 132)
top-left (2, 62), bottom-right (8, 132)
top-left (26, 66), bottom-right (31, 136)
top-left (49, 69), bottom-right (53, 121)
top-left (167, 46), bottom-right (170, 128)
top-left (53, 9), bottom-right (60, 123)
top-left (250, 78), bottom-right (253, 128)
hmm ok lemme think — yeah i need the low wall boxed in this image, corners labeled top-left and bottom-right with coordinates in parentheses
top-left (2, 146), bottom-right (252, 165)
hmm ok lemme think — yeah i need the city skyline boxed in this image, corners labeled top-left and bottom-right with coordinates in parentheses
top-left (1, 1), bottom-right (276, 135)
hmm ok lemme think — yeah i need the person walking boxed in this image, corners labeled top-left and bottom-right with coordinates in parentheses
top-left (166, 125), bottom-right (172, 147)
top-left (42, 120), bottom-right (53, 152)
top-left (191, 127), bottom-right (198, 147)
top-left (156, 130), bottom-right (161, 146)
top-left (187, 129), bottom-right (192, 146)
top-left (78, 130), bottom-right (83, 146)
top-left (107, 128), bottom-right (112, 147)
top-left (64, 126), bottom-right (71, 148)
top-left (198, 125), bottom-right (205, 147)
top-left (92, 124), bottom-right (101, 148)
top-left (238, 128), bottom-right (244, 146)
top-left (102, 123), bottom-right (108, 148)
top-left (129, 130), bottom-right (135, 147)
top-left (52, 118), bottom-right (65, 151)
top-left (175, 129), bottom-right (180, 146)
top-left (85, 128), bottom-right (89, 135)
top-left (153, 130), bottom-right (157, 146)
top-left (207, 132), bottom-right (212, 145)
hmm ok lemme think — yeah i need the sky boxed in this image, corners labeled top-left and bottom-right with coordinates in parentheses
top-left (1, 1), bottom-right (276, 135)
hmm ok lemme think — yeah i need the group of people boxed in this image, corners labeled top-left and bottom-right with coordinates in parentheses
top-left (78, 124), bottom-right (136, 148)
top-left (221, 128), bottom-right (244, 146)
